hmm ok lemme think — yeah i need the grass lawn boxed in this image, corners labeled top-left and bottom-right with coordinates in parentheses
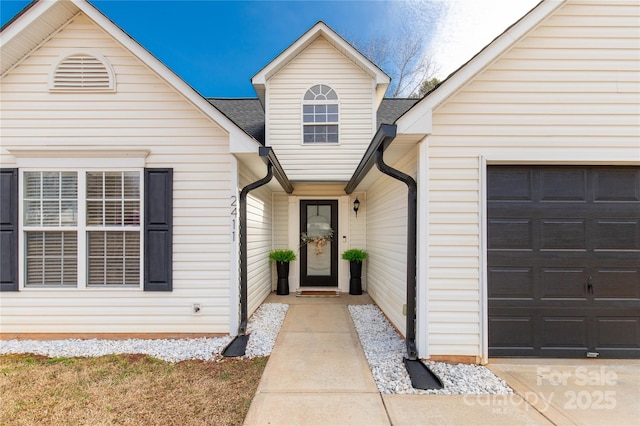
top-left (0, 353), bottom-right (267, 425)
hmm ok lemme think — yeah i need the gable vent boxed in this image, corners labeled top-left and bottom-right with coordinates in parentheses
top-left (50, 53), bottom-right (115, 92)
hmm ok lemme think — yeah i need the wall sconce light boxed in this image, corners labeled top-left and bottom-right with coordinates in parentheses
top-left (353, 198), bottom-right (360, 217)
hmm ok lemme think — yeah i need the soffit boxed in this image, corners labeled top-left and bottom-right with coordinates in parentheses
top-left (1, 1), bottom-right (79, 76)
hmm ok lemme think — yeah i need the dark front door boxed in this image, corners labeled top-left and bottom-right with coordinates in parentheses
top-left (300, 200), bottom-right (338, 287)
top-left (488, 166), bottom-right (640, 358)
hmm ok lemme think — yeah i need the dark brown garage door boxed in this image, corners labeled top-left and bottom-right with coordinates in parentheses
top-left (488, 166), bottom-right (640, 358)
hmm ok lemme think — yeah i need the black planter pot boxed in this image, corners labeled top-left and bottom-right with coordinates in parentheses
top-left (349, 261), bottom-right (363, 295)
top-left (276, 261), bottom-right (290, 295)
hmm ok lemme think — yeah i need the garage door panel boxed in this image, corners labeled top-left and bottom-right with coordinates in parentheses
top-left (489, 317), bottom-right (534, 348)
top-left (540, 169), bottom-right (587, 201)
top-left (596, 318), bottom-right (640, 348)
top-left (540, 268), bottom-right (588, 299)
top-left (593, 169), bottom-right (640, 202)
top-left (541, 317), bottom-right (589, 348)
top-left (488, 267), bottom-right (533, 299)
top-left (593, 268), bottom-right (640, 299)
top-left (488, 219), bottom-right (532, 249)
top-left (487, 170), bottom-right (533, 201)
top-left (594, 219), bottom-right (640, 250)
top-left (541, 219), bottom-right (586, 250)
top-left (488, 166), bottom-right (640, 358)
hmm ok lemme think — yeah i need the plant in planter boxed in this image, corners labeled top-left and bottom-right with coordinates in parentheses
top-left (269, 250), bottom-right (297, 295)
top-left (341, 249), bottom-right (368, 295)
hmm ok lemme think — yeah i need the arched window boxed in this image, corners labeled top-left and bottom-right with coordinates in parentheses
top-left (49, 52), bottom-right (115, 92)
top-left (302, 84), bottom-right (338, 143)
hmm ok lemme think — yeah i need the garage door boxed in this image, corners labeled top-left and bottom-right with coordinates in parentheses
top-left (488, 166), bottom-right (640, 358)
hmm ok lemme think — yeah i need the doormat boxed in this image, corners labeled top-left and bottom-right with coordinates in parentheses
top-left (296, 290), bottom-right (340, 297)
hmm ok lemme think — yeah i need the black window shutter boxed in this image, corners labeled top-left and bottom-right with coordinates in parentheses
top-left (144, 168), bottom-right (173, 291)
top-left (0, 169), bottom-right (19, 291)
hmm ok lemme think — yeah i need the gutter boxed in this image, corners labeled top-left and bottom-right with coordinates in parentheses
top-left (223, 146), bottom-right (292, 357)
top-left (345, 124), bottom-right (442, 389)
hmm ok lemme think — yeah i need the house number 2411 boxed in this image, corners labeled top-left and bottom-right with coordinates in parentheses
top-left (231, 195), bottom-right (237, 241)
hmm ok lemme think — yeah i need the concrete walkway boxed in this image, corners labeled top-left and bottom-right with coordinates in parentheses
top-left (244, 293), bottom-right (389, 425)
top-left (244, 294), bottom-right (639, 425)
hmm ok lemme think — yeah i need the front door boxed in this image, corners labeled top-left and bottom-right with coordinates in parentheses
top-left (300, 200), bottom-right (338, 287)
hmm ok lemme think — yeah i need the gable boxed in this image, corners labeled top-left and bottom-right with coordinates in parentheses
top-left (265, 36), bottom-right (379, 181)
top-left (271, 36), bottom-right (374, 89)
top-left (252, 21), bottom-right (389, 107)
top-left (2, 0), bottom-right (264, 158)
top-left (1, 12), bottom-right (229, 145)
top-left (434, 0), bottom-right (640, 134)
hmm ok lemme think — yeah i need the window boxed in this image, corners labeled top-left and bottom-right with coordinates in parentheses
top-left (303, 84), bottom-right (339, 143)
top-left (22, 170), bottom-right (142, 288)
top-left (23, 172), bottom-right (78, 287)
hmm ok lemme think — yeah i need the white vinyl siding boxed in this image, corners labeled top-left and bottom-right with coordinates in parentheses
top-left (272, 193), bottom-right (290, 250)
top-left (239, 165), bottom-right (274, 316)
top-left (425, 0), bottom-right (640, 357)
top-left (365, 149), bottom-right (417, 337)
top-left (0, 13), bottom-right (235, 334)
top-left (347, 193), bottom-right (366, 249)
top-left (267, 37), bottom-right (376, 181)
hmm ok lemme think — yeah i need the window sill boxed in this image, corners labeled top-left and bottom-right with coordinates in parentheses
top-left (19, 286), bottom-right (143, 291)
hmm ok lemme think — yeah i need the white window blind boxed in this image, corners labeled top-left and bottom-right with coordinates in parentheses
top-left (24, 171), bottom-right (77, 227)
top-left (23, 172), bottom-right (78, 287)
top-left (86, 171), bottom-right (140, 287)
top-left (88, 231), bottom-right (140, 286)
top-left (26, 231), bottom-right (77, 287)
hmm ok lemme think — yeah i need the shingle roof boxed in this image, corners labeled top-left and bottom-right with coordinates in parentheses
top-left (207, 97), bottom-right (419, 144)
top-left (377, 98), bottom-right (420, 126)
top-left (207, 98), bottom-right (265, 144)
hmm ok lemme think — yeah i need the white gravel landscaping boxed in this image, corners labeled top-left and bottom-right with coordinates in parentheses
top-left (2, 301), bottom-right (513, 396)
top-left (348, 304), bottom-right (513, 395)
top-left (0, 303), bottom-right (288, 362)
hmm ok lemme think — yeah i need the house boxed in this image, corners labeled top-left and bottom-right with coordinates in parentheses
top-left (1, 0), bottom-right (638, 363)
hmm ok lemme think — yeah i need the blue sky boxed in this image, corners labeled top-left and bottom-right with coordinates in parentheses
top-left (1, 0), bottom-right (538, 97)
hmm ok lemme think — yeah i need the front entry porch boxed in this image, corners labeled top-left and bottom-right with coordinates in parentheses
top-left (274, 186), bottom-right (366, 295)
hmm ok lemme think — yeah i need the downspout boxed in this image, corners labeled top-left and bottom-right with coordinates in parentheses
top-left (224, 146), bottom-right (292, 358)
top-left (238, 161), bottom-right (273, 335)
top-left (375, 146), bottom-right (419, 360)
